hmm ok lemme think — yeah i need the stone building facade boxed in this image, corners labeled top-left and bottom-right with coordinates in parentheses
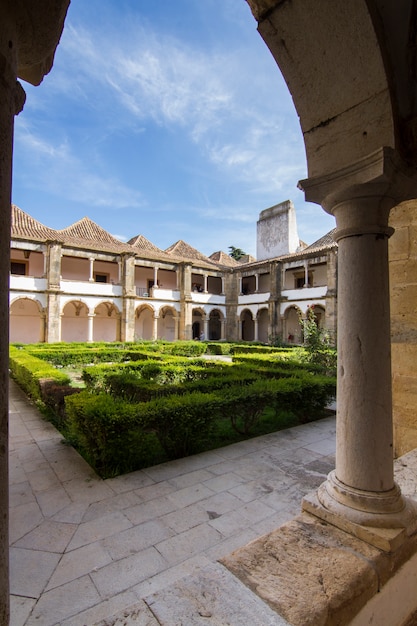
top-left (10, 201), bottom-right (338, 347)
top-left (3, 1), bottom-right (417, 623)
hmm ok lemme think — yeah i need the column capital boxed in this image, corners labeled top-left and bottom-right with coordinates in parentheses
top-left (299, 147), bottom-right (417, 215)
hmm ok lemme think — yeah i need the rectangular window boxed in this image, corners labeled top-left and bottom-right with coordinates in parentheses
top-left (94, 273), bottom-right (108, 283)
top-left (10, 261), bottom-right (27, 275)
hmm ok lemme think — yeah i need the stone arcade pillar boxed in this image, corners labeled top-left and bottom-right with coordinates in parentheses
top-left (300, 149), bottom-right (417, 548)
top-left (0, 19), bottom-right (25, 623)
top-left (0, 3), bottom-right (69, 621)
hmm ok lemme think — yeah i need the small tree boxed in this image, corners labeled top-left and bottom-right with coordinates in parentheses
top-left (229, 246), bottom-right (246, 261)
top-left (299, 306), bottom-right (336, 374)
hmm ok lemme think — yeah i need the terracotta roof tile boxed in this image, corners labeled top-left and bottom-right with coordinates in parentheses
top-left (57, 217), bottom-right (130, 253)
top-left (165, 240), bottom-right (218, 267)
top-left (209, 251), bottom-right (239, 267)
top-left (127, 234), bottom-right (178, 262)
top-left (11, 205), bottom-right (60, 241)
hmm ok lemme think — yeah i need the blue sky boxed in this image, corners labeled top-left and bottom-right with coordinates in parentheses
top-left (12, 0), bottom-right (335, 258)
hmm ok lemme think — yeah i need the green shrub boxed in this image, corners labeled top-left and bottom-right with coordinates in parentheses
top-left (141, 392), bottom-right (219, 458)
top-left (9, 346), bottom-right (70, 400)
top-left (65, 391), bottom-right (162, 477)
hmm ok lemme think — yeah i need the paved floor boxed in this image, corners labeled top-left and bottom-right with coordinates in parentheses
top-left (9, 379), bottom-right (336, 626)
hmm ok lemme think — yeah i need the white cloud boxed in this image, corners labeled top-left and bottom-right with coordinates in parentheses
top-left (14, 124), bottom-right (142, 209)
top-left (54, 17), bottom-right (304, 196)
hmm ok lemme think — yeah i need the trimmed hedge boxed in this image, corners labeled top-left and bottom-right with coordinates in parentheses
top-left (65, 392), bottom-right (162, 476)
top-left (65, 389), bottom-right (220, 475)
top-left (9, 346), bottom-right (71, 400)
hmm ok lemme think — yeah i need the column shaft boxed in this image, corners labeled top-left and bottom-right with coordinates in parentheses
top-left (336, 230), bottom-right (394, 492)
top-left (0, 17), bottom-right (23, 623)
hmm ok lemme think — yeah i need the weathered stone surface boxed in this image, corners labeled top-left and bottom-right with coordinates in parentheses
top-left (145, 563), bottom-right (288, 625)
top-left (222, 513), bottom-right (382, 626)
top-left (390, 201), bottom-right (417, 456)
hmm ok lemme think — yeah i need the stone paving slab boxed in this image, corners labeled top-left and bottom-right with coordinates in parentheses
top-left (144, 562), bottom-right (290, 626)
top-left (8, 379), bottom-right (337, 625)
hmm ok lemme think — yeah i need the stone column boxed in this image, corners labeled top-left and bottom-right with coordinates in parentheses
top-left (255, 273), bottom-right (259, 293)
top-left (325, 249), bottom-right (337, 345)
top-left (0, 18), bottom-right (25, 623)
top-left (153, 314), bottom-right (158, 340)
top-left (88, 257), bottom-right (94, 282)
top-left (220, 276), bottom-right (225, 295)
top-left (178, 263), bottom-right (192, 340)
top-left (303, 260), bottom-right (309, 287)
top-left (45, 242), bottom-right (62, 343)
top-left (300, 149), bottom-right (417, 544)
top-left (153, 266), bottom-right (159, 289)
top-left (121, 254), bottom-right (136, 342)
top-left (87, 314), bottom-right (94, 343)
top-left (203, 316), bottom-right (209, 340)
top-left (203, 274), bottom-right (208, 293)
top-left (254, 317), bottom-right (259, 342)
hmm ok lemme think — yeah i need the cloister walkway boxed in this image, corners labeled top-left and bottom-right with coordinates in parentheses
top-left (9, 378), bottom-right (337, 625)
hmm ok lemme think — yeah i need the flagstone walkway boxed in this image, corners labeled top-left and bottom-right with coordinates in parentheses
top-left (9, 379), bottom-right (337, 625)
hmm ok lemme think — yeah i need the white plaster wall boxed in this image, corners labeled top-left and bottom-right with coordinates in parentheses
top-left (349, 551), bottom-right (417, 626)
top-left (135, 308), bottom-right (154, 340)
top-left (94, 260), bottom-right (119, 283)
top-left (158, 311), bottom-right (176, 341)
top-left (93, 303), bottom-right (119, 342)
top-left (60, 281), bottom-right (123, 297)
top-left (61, 302), bottom-right (89, 342)
top-left (61, 256), bottom-right (89, 280)
top-left (10, 299), bottom-right (43, 343)
top-left (158, 269), bottom-right (177, 289)
top-left (10, 289), bottom-right (47, 309)
top-left (135, 266), bottom-right (153, 288)
top-left (257, 201), bottom-right (299, 261)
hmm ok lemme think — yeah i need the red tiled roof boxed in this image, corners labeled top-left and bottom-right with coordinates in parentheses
top-left (165, 240), bottom-right (218, 267)
top-left (11, 205), bottom-right (60, 241)
top-left (128, 234), bottom-right (178, 262)
top-left (57, 217), bottom-right (130, 253)
top-left (209, 251), bottom-right (239, 267)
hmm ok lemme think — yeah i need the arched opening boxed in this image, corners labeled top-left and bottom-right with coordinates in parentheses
top-left (10, 298), bottom-right (44, 343)
top-left (93, 302), bottom-right (120, 342)
top-left (192, 308), bottom-right (204, 340)
top-left (311, 304), bottom-right (325, 329)
top-left (241, 309), bottom-right (254, 341)
top-left (284, 306), bottom-right (302, 344)
top-left (61, 300), bottom-right (89, 342)
top-left (257, 307), bottom-right (269, 343)
top-left (157, 306), bottom-right (176, 341)
top-left (208, 309), bottom-right (222, 341)
top-left (135, 305), bottom-right (154, 340)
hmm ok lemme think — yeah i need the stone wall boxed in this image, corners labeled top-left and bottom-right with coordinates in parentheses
top-left (389, 200), bottom-right (417, 456)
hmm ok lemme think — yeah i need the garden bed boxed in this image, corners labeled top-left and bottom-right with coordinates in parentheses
top-left (9, 341), bottom-right (336, 478)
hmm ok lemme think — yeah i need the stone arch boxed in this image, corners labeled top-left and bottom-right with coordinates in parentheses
top-left (283, 305), bottom-right (302, 344)
top-left (10, 297), bottom-right (44, 343)
top-left (240, 308), bottom-right (254, 341)
top-left (158, 306), bottom-right (177, 341)
top-left (192, 307), bottom-right (205, 340)
top-left (208, 308), bottom-right (223, 341)
top-left (257, 307), bottom-right (269, 344)
top-left (61, 300), bottom-right (89, 343)
top-left (310, 304), bottom-right (326, 330)
top-left (93, 301), bottom-right (120, 342)
top-left (249, 1), bottom-right (398, 180)
top-left (135, 304), bottom-right (155, 341)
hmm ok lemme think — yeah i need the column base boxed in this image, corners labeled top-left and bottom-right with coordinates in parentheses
top-left (302, 471), bottom-right (417, 552)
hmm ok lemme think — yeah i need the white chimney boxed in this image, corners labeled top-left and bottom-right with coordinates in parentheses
top-left (256, 200), bottom-right (299, 261)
